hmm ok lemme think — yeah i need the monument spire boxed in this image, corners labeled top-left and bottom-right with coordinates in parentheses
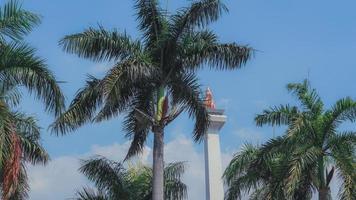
top-left (204, 87), bottom-right (226, 200)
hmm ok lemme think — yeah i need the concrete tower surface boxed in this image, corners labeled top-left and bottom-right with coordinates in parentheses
top-left (204, 88), bottom-right (226, 200)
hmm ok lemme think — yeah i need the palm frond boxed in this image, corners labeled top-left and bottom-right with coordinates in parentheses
top-left (257, 136), bottom-right (289, 158)
top-left (8, 164), bottom-right (29, 200)
top-left (0, 101), bottom-right (16, 163)
top-left (0, 0), bottom-right (40, 41)
top-left (17, 133), bottom-right (48, 165)
top-left (164, 180), bottom-right (187, 200)
top-left (11, 112), bottom-right (40, 140)
top-left (224, 171), bottom-right (263, 200)
top-left (169, 0), bottom-right (227, 42)
top-left (284, 113), bottom-right (315, 140)
top-left (287, 80), bottom-right (323, 115)
top-left (0, 85), bottom-right (21, 107)
top-left (2, 132), bottom-right (22, 200)
top-left (223, 143), bottom-right (259, 185)
top-left (123, 108), bottom-right (151, 160)
top-left (125, 164), bottom-right (152, 200)
top-left (164, 162), bottom-right (187, 200)
top-left (179, 30), bottom-right (252, 71)
top-left (51, 76), bottom-right (102, 135)
top-left (255, 104), bottom-right (299, 127)
top-left (169, 72), bottom-right (208, 141)
top-left (60, 26), bottom-right (142, 62)
top-left (324, 97), bottom-right (356, 133)
top-left (0, 42), bottom-right (65, 115)
top-left (164, 162), bottom-right (185, 182)
top-left (328, 133), bottom-right (355, 200)
top-left (134, 0), bottom-right (165, 49)
top-left (123, 83), bottom-right (155, 160)
top-left (11, 112), bottom-right (48, 165)
top-left (79, 156), bottom-right (129, 199)
top-left (327, 131), bottom-right (356, 151)
top-left (285, 146), bottom-right (322, 198)
top-left (94, 56), bottom-right (155, 122)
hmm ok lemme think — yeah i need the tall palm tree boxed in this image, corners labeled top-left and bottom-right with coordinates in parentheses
top-left (75, 156), bottom-right (187, 200)
top-left (225, 80), bottom-right (355, 200)
top-left (51, 1), bottom-right (252, 199)
top-left (0, 0), bottom-right (65, 198)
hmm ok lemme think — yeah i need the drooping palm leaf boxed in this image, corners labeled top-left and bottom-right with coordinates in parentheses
top-left (79, 157), bottom-right (129, 200)
top-left (0, 42), bottom-right (64, 115)
top-left (60, 26), bottom-right (142, 62)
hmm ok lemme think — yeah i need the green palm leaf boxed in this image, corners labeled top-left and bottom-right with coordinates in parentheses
top-left (0, 0), bottom-right (40, 42)
top-left (0, 42), bottom-right (64, 115)
top-left (60, 26), bottom-right (142, 62)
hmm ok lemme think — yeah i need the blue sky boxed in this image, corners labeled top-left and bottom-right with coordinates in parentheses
top-left (15, 0), bottom-right (356, 199)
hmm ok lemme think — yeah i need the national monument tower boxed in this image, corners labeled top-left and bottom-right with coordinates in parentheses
top-left (204, 88), bottom-right (226, 200)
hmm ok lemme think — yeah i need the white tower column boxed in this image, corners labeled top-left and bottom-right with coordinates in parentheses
top-left (204, 109), bottom-right (226, 200)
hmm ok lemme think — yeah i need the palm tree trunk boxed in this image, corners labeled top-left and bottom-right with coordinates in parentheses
top-left (318, 187), bottom-right (331, 200)
top-left (317, 157), bottom-right (331, 200)
top-left (152, 127), bottom-right (164, 200)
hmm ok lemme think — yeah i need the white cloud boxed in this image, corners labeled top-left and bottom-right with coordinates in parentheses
top-left (27, 136), bottom-right (233, 200)
top-left (164, 135), bottom-right (206, 200)
top-left (27, 142), bottom-right (151, 200)
top-left (28, 156), bottom-right (86, 200)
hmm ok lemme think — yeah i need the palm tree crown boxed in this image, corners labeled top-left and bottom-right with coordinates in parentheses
top-left (224, 80), bottom-right (356, 200)
top-left (75, 156), bottom-right (187, 200)
top-left (52, 0), bottom-right (251, 155)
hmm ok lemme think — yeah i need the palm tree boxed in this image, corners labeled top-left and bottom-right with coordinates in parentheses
top-left (0, 86), bottom-right (50, 200)
top-left (51, 1), bottom-right (252, 199)
top-left (0, 0), bottom-right (65, 198)
top-left (224, 80), bottom-right (355, 200)
top-left (75, 156), bottom-right (187, 200)
top-left (224, 142), bottom-right (313, 200)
